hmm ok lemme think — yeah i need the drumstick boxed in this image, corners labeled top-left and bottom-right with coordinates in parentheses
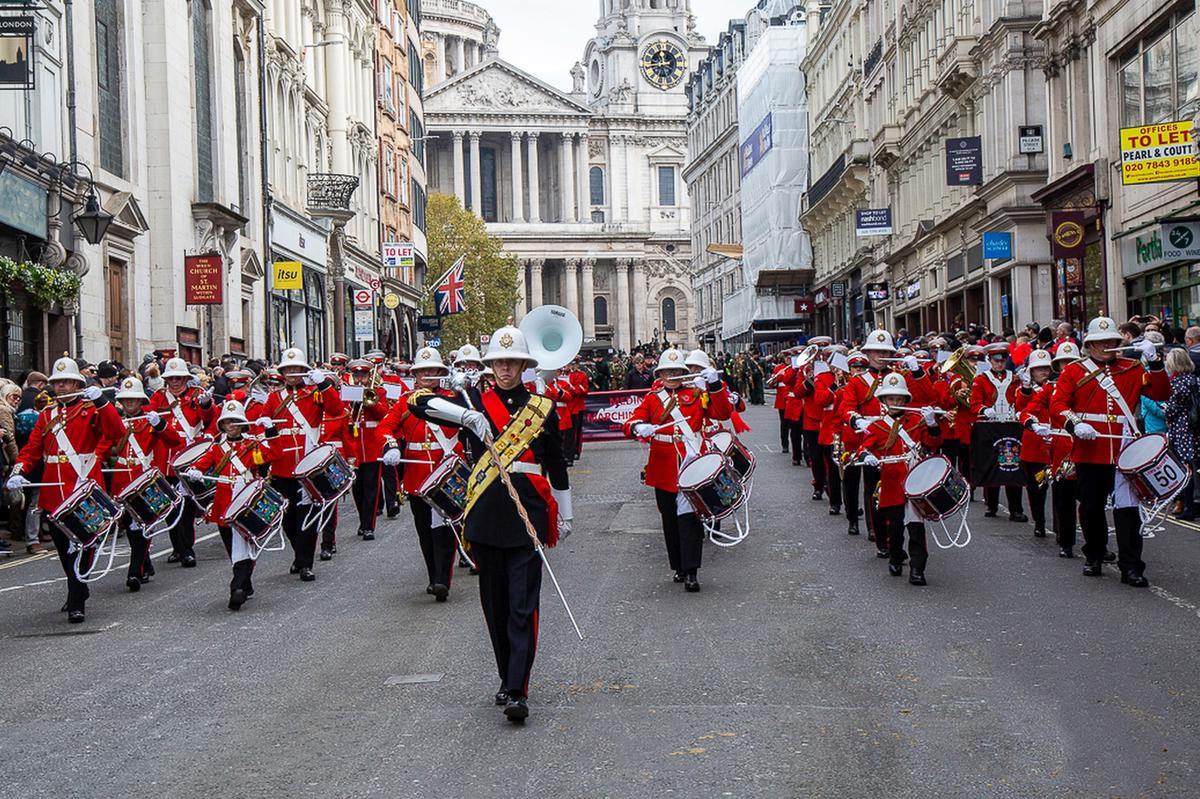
top-left (186, 474), bottom-right (240, 485)
top-left (19, 482), bottom-right (69, 488)
top-left (1046, 429), bottom-right (1127, 441)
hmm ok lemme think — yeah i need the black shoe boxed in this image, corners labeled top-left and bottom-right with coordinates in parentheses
top-left (469, 566), bottom-right (480, 575)
top-left (984, 510), bottom-right (998, 518)
top-left (431, 583), bottom-right (449, 602)
top-left (166, 552), bottom-right (181, 563)
top-left (330, 544), bottom-right (337, 554)
top-left (319, 548), bottom-right (332, 561)
top-left (289, 563), bottom-right (300, 574)
top-left (425, 584), bottom-right (435, 595)
top-left (67, 609), bottom-right (85, 624)
top-left (792, 459), bottom-right (801, 466)
top-left (495, 690), bottom-right (510, 706)
top-left (781, 447), bottom-right (789, 454)
top-left (357, 528), bottom-right (365, 537)
top-left (138, 575), bottom-right (151, 584)
top-left (145, 562), bottom-right (156, 577)
top-left (125, 577), bottom-right (141, 593)
top-left (229, 589), bottom-right (247, 610)
top-left (504, 697), bottom-right (529, 723)
top-left (1058, 548), bottom-right (1075, 559)
top-left (811, 490), bottom-right (823, 501)
top-left (245, 586), bottom-right (255, 598)
top-left (847, 522), bottom-right (860, 536)
top-left (672, 571), bottom-right (684, 583)
top-left (684, 573), bottom-right (700, 592)
top-left (888, 563), bottom-right (903, 577)
top-left (1033, 527), bottom-right (1047, 538)
top-left (299, 568), bottom-right (315, 582)
top-left (1120, 572), bottom-right (1149, 588)
top-left (875, 550), bottom-right (888, 559)
top-left (829, 506), bottom-right (841, 516)
top-left (1102, 551), bottom-right (1117, 563)
top-left (387, 506), bottom-right (400, 519)
top-left (362, 529), bottom-right (375, 541)
top-left (1009, 512), bottom-right (1028, 523)
top-left (909, 570), bottom-right (927, 586)
top-left (867, 531), bottom-right (875, 542)
top-left (60, 601), bottom-right (69, 613)
top-left (181, 554), bottom-right (197, 568)
top-left (1082, 562), bottom-right (1103, 577)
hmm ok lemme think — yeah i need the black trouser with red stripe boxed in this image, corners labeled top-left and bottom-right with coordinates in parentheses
top-left (1020, 461), bottom-right (1049, 532)
top-left (573, 412), bottom-right (585, 459)
top-left (878, 505), bottom-right (928, 572)
top-left (471, 541), bottom-right (541, 698)
top-left (272, 476), bottom-right (318, 570)
top-left (353, 461), bottom-right (382, 532)
top-left (217, 525), bottom-right (255, 594)
top-left (51, 526), bottom-right (92, 613)
top-left (654, 488), bottom-right (704, 574)
top-left (789, 420), bottom-right (804, 464)
top-left (409, 496), bottom-right (456, 589)
top-left (804, 429), bottom-right (825, 492)
top-left (1052, 479), bottom-right (1079, 551)
top-left (321, 504), bottom-right (338, 548)
top-left (778, 410), bottom-right (789, 451)
top-left (167, 482), bottom-right (197, 559)
top-left (381, 464), bottom-right (401, 513)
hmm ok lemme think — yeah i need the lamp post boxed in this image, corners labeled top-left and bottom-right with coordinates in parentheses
top-left (58, 161), bottom-right (114, 246)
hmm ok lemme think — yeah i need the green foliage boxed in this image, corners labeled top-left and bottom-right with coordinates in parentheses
top-left (0, 256), bottom-right (81, 310)
top-left (422, 193), bottom-right (520, 348)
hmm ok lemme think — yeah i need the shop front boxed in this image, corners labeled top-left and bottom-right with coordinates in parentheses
top-left (1032, 163), bottom-right (1106, 331)
top-left (1119, 223), bottom-right (1200, 328)
top-left (269, 205), bottom-right (329, 362)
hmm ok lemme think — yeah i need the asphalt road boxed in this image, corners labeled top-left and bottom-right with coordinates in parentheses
top-left (2, 404), bottom-right (1200, 798)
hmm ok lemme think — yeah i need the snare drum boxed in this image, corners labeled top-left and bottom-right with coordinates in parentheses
top-left (708, 431), bottom-right (756, 483)
top-left (1118, 433), bottom-right (1190, 503)
top-left (678, 453), bottom-right (745, 521)
top-left (227, 479), bottom-right (287, 546)
top-left (417, 456), bottom-right (472, 524)
top-left (52, 480), bottom-right (122, 548)
top-left (116, 468), bottom-right (182, 528)
top-left (172, 440), bottom-right (218, 509)
top-left (295, 444), bottom-right (355, 504)
top-left (904, 455), bottom-right (969, 522)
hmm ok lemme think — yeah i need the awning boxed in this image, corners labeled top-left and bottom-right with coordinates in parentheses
top-left (706, 243), bottom-right (744, 259)
top-left (756, 268), bottom-right (813, 288)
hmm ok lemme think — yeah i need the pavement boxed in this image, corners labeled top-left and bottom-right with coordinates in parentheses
top-left (2, 404), bottom-right (1200, 798)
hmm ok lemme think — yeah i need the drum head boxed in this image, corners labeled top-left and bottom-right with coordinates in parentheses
top-left (1117, 433), bottom-right (1166, 470)
top-left (118, 469), bottom-right (157, 500)
top-left (173, 441), bottom-right (214, 469)
top-left (227, 479), bottom-right (265, 517)
top-left (709, 432), bottom-right (732, 452)
top-left (295, 444), bottom-right (335, 476)
top-left (678, 453), bottom-right (724, 490)
top-left (904, 456), bottom-right (950, 495)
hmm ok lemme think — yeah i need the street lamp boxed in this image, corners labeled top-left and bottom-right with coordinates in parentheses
top-left (59, 162), bottom-right (113, 246)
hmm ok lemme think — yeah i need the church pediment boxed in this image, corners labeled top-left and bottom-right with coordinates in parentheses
top-left (426, 59), bottom-right (592, 117)
top-left (102, 191), bottom-right (149, 240)
top-left (646, 142), bottom-right (686, 160)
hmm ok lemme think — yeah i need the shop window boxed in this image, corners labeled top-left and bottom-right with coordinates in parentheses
top-left (1118, 6), bottom-right (1198, 127)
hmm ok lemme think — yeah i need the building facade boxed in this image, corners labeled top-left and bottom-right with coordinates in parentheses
top-left (420, 0), bottom-right (704, 350)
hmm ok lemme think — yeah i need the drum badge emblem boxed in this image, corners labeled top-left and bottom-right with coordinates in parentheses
top-left (994, 437), bottom-right (1021, 472)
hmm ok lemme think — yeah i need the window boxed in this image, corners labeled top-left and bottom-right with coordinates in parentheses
top-left (407, 0), bottom-right (421, 27)
top-left (411, 179), bottom-right (426, 231)
top-left (410, 110), bottom-right (425, 165)
top-left (192, 0), bottom-right (215, 202)
top-left (399, 157), bottom-right (409, 205)
top-left (594, 295), bottom-right (608, 326)
top-left (589, 166), bottom-right (604, 205)
top-left (95, 0), bottom-right (124, 176)
top-left (658, 165), bottom-right (676, 206)
top-left (661, 297), bottom-right (677, 332)
top-left (408, 42), bottom-right (423, 98)
top-left (1119, 6), bottom-right (1199, 126)
top-left (382, 62), bottom-right (395, 114)
top-left (234, 43), bottom-right (250, 212)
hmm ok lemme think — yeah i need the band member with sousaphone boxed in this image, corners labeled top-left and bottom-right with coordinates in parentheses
top-left (624, 348), bottom-right (732, 592)
top-left (101, 376), bottom-right (183, 591)
top-left (379, 347), bottom-right (464, 602)
top-left (1050, 316), bottom-right (1170, 586)
top-left (7, 356), bottom-right (125, 623)
top-left (968, 342), bottom-right (1028, 522)
top-left (343, 358), bottom-right (391, 546)
top-left (246, 348), bottom-right (345, 582)
top-left (854, 372), bottom-right (944, 586)
top-left (185, 400), bottom-right (282, 610)
top-left (404, 324), bottom-right (574, 724)
top-left (149, 356), bottom-right (218, 567)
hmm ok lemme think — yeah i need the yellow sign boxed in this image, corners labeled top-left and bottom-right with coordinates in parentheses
top-left (382, 292), bottom-right (401, 310)
top-left (1119, 121), bottom-right (1200, 185)
top-left (273, 261), bottom-right (303, 290)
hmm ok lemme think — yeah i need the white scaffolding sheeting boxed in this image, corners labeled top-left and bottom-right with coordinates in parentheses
top-left (724, 23), bottom-right (812, 341)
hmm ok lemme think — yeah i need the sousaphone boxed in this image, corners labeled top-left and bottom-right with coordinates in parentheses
top-left (520, 305), bottom-right (584, 371)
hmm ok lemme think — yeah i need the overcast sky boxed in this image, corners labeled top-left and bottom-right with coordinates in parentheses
top-left (479, 0), bottom-right (748, 90)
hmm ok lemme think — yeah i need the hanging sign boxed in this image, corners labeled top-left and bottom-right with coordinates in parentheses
top-left (1119, 121), bottom-right (1200, 185)
top-left (1050, 211), bottom-right (1086, 260)
top-left (946, 136), bottom-right (983, 185)
top-left (184, 253), bottom-right (223, 305)
top-left (352, 288), bottom-right (374, 308)
top-left (0, 16), bottom-right (36, 90)
top-left (855, 208), bottom-right (893, 236)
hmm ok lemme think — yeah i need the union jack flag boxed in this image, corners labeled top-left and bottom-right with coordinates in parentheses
top-left (433, 255), bottom-right (467, 315)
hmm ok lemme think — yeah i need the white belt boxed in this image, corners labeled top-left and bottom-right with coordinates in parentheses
top-left (508, 462), bottom-right (541, 475)
top-left (555, 402), bottom-right (569, 409)
top-left (1077, 412), bottom-right (1123, 424)
top-left (355, 421), bottom-right (379, 429)
top-left (407, 442), bottom-right (441, 451)
top-left (653, 434), bottom-right (683, 443)
top-left (277, 427), bottom-right (303, 435)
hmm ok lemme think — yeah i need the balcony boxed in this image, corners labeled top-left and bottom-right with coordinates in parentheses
top-left (936, 37), bottom-right (978, 98)
top-left (863, 38), bottom-right (883, 79)
top-left (872, 124), bottom-right (902, 169)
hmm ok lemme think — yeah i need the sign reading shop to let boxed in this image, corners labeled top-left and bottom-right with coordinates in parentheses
top-left (184, 253), bottom-right (223, 305)
top-left (1119, 121), bottom-right (1200, 185)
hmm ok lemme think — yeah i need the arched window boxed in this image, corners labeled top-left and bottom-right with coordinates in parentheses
top-left (589, 166), bottom-right (605, 205)
top-left (661, 297), bottom-right (677, 332)
top-left (594, 295), bottom-right (608, 326)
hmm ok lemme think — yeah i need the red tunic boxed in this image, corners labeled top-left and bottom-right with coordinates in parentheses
top-left (969, 370), bottom-right (1021, 417)
top-left (623, 384), bottom-right (733, 492)
top-left (858, 414), bottom-right (944, 508)
top-left (247, 384), bottom-right (346, 478)
top-left (148, 387), bottom-right (217, 474)
top-left (190, 436), bottom-right (281, 524)
top-left (567, 369), bottom-right (588, 416)
top-left (344, 397), bottom-right (389, 464)
top-left (1049, 357), bottom-right (1170, 464)
top-left (814, 373), bottom-right (840, 446)
top-left (100, 416), bottom-right (184, 496)
top-left (377, 391), bottom-right (464, 494)
top-left (543, 377), bottom-right (576, 432)
top-left (1015, 381), bottom-right (1054, 464)
top-left (770, 364), bottom-right (790, 410)
top-left (835, 369), bottom-right (885, 426)
top-left (15, 399), bottom-right (125, 512)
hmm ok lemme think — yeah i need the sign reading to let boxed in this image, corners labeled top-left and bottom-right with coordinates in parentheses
top-left (272, 261), bottom-right (303, 291)
top-left (184, 253), bottom-right (223, 305)
top-left (1119, 121), bottom-right (1200, 185)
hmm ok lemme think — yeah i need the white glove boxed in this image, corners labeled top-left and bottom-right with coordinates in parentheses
top-left (82, 385), bottom-right (103, 402)
top-left (983, 408), bottom-right (997, 420)
top-left (461, 409), bottom-right (493, 443)
top-left (306, 368), bottom-right (327, 386)
top-left (184, 469), bottom-right (204, 481)
top-left (1032, 422), bottom-right (1052, 438)
top-left (920, 407), bottom-right (937, 426)
top-left (145, 411), bottom-right (161, 427)
top-left (257, 417), bottom-right (275, 430)
top-left (853, 417), bottom-right (870, 433)
top-left (1020, 370), bottom-right (1032, 387)
top-left (198, 389), bottom-right (214, 407)
top-left (251, 389), bottom-right (269, 405)
top-left (6, 474), bottom-right (29, 491)
top-left (558, 517), bottom-right (573, 539)
top-left (860, 452), bottom-right (881, 468)
top-left (692, 374), bottom-right (708, 390)
top-left (450, 371), bottom-right (469, 393)
top-left (1073, 422), bottom-right (1098, 441)
top-left (700, 367), bottom-right (721, 385)
top-left (381, 448), bottom-right (402, 467)
top-left (902, 355), bottom-right (920, 372)
top-left (634, 423), bottom-right (655, 440)
top-left (1136, 340), bottom-right (1159, 361)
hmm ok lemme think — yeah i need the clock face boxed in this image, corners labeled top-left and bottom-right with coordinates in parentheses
top-left (640, 40), bottom-right (686, 90)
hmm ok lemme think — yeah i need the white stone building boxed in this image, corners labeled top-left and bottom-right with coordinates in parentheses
top-left (419, 0), bottom-right (704, 350)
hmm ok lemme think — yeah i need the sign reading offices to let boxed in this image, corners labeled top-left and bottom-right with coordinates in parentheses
top-left (740, 113), bottom-right (774, 177)
top-left (273, 261), bottom-right (303, 290)
top-left (855, 208), bottom-right (892, 237)
top-left (1119, 121), bottom-right (1200, 185)
top-left (184, 253), bottom-right (223, 305)
top-left (945, 136), bottom-right (983, 185)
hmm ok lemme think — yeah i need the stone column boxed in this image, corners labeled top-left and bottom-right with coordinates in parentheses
top-left (615, 258), bottom-right (631, 350)
top-left (451, 131), bottom-right (466, 205)
top-left (580, 258), bottom-right (596, 339)
top-left (515, 260), bottom-right (528, 320)
top-left (528, 257), bottom-right (545, 310)
top-left (453, 36), bottom-right (465, 76)
top-left (632, 258), bottom-right (647, 346)
top-left (468, 130), bottom-right (482, 215)
top-left (575, 132), bottom-right (590, 222)
top-left (527, 133), bottom-right (541, 223)
top-left (325, 3), bottom-right (349, 172)
top-left (436, 36), bottom-right (447, 80)
top-left (509, 132), bottom-right (524, 223)
top-left (560, 132), bottom-right (575, 222)
top-left (564, 258), bottom-right (580, 319)
top-left (609, 134), bottom-right (624, 222)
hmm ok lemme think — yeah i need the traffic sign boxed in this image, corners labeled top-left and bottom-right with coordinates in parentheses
top-left (352, 288), bottom-right (373, 307)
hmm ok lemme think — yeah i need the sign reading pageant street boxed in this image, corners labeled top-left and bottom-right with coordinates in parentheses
top-left (1119, 121), bottom-right (1200, 185)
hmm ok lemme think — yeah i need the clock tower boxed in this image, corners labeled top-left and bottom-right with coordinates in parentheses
top-left (582, 0), bottom-right (706, 114)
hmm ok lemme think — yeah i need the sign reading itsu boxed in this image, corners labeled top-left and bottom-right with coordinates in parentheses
top-left (184, 253), bottom-right (223, 305)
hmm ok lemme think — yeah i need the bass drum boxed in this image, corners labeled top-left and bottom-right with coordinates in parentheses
top-left (678, 453), bottom-right (745, 521)
top-left (904, 455), bottom-right (969, 522)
